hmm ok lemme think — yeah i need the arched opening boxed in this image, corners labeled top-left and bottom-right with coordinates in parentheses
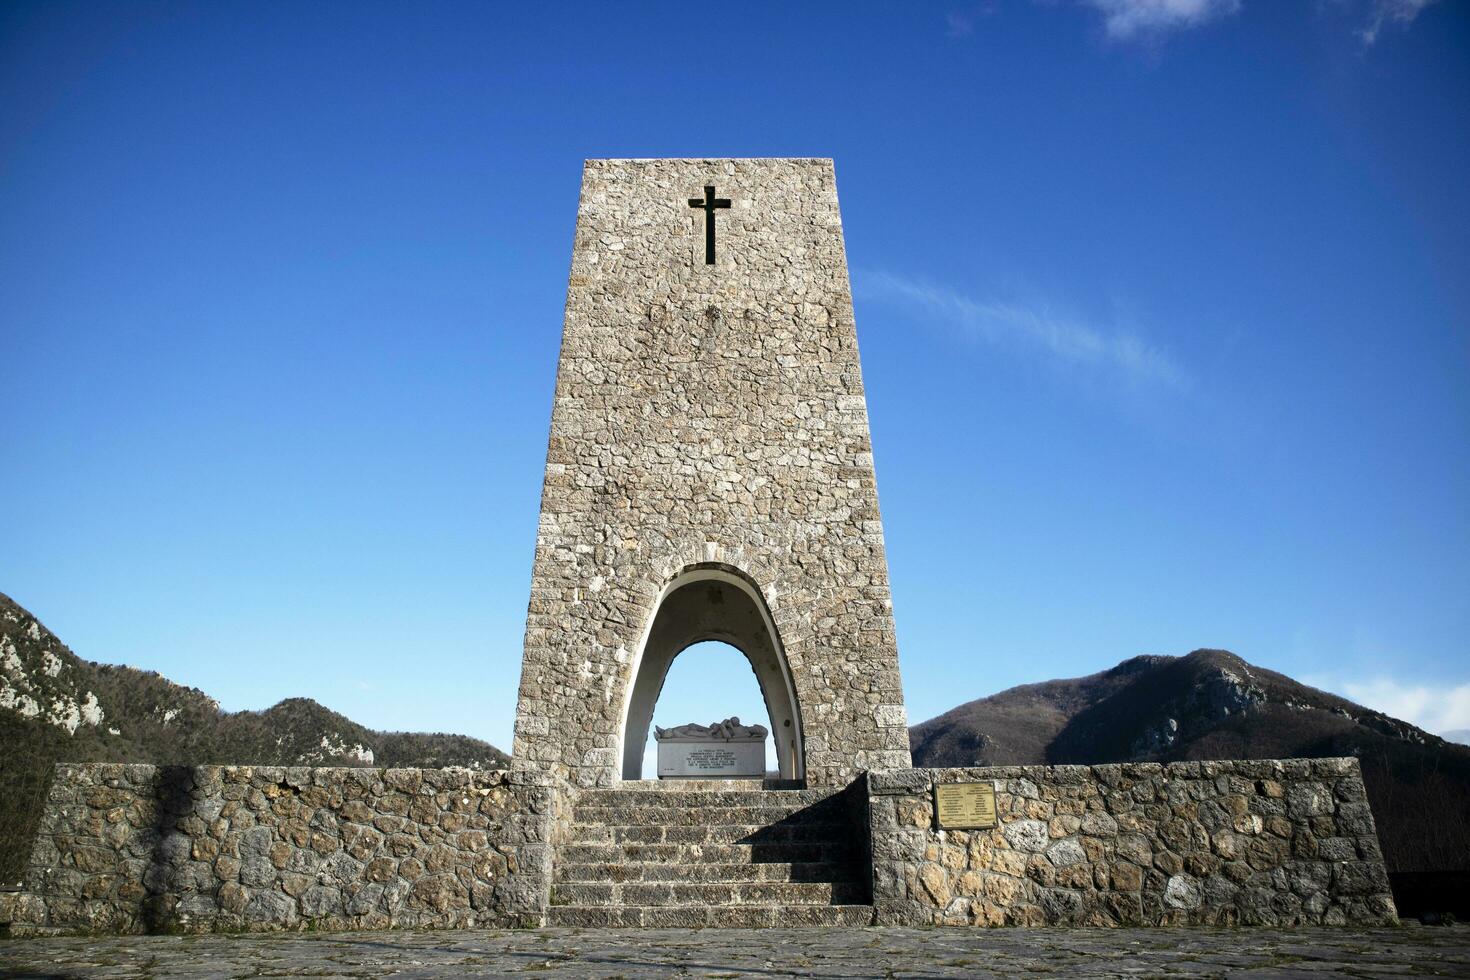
top-left (640, 641), bottom-right (777, 777)
top-left (619, 566), bottom-right (804, 782)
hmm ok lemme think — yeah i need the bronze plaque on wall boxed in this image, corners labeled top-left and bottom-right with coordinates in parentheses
top-left (934, 782), bottom-right (997, 829)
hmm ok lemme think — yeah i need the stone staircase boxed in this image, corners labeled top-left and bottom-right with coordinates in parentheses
top-left (548, 779), bottom-right (872, 927)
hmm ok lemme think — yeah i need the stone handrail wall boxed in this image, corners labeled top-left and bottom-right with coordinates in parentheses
top-left (6, 764), bottom-right (563, 935)
top-left (867, 759), bottom-right (1397, 928)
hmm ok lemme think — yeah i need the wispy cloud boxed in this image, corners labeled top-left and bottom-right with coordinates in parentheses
top-left (1321, 677), bottom-right (1470, 736)
top-left (1356, 0), bottom-right (1440, 44)
top-left (858, 271), bottom-right (1190, 389)
top-left (946, 4), bottom-right (997, 39)
top-left (1081, 0), bottom-right (1242, 41)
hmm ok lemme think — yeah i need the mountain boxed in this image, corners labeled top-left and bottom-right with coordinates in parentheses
top-left (911, 649), bottom-right (1470, 875)
top-left (0, 591), bottom-right (509, 885)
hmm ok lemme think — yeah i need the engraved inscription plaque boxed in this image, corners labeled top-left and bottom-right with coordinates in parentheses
top-left (656, 738), bottom-right (765, 778)
top-left (934, 782), bottom-right (997, 829)
top-left (688, 748), bottom-right (737, 770)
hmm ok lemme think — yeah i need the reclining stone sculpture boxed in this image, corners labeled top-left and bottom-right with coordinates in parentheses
top-left (654, 717), bottom-right (768, 740)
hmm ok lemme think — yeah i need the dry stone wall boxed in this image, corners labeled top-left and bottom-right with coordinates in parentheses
top-left (4, 758), bottom-right (1402, 934)
top-left (513, 159), bottom-right (910, 788)
top-left (6, 764), bottom-right (562, 935)
top-left (866, 759), bottom-right (1397, 928)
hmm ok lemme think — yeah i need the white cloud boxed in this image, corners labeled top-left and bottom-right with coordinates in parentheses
top-left (946, 4), bottom-right (998, 38)
top-left (858, 271), bottom-right (1189, 389)
top-left (1082, 0), bottom-right (1242, 40)
top-left (1335, 677), bottom-right (1470, 736)
top-left (1358, 0), bottom-right (1439, 44)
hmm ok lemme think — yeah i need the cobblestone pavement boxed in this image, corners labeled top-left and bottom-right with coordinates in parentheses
top-left (2, 926), bottom-right (1468, 978)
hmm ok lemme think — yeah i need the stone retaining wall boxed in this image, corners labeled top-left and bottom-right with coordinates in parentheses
top-left (866, 760), bottom-right (1397, 928)
top-left (5, 758), bottom-right (1401, 934)
top-left (5, 764), bottom-right (562, 935)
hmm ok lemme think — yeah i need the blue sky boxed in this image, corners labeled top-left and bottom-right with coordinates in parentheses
top-left (3, 1), bottom-right (1467, 758)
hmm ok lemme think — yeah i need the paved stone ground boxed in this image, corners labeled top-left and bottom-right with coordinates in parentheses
top-left (2, 926), bottom-right (1469, 978)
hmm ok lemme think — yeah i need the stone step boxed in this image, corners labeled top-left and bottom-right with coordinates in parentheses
top-left (559, 841), bottom-right (856, 865)
top-left (549, 881), bottom-right (867, 908)
top-left (576, 788), bottom-right (836, 808)
top-left (554, 861), bottom-right (858, 884)
top-left (570, 802), bottom-right (844, 827)
top-left (545, 904), bottom-right (874, 928)
top-left (564, 822), bottom-right (853, 846)
top-left (604, 779), bottom-right (806, 793)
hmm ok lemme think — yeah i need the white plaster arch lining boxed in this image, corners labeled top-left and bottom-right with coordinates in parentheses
top-left (617, 564), bottom-right (805, 782)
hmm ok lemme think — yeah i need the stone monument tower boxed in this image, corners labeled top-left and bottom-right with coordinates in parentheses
top-left (7, 159), bottom-right (1397, 936)
top-left (512, 159), bottom-right (911, 788)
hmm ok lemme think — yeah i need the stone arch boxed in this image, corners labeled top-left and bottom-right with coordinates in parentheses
top-left (618, 562), bottom-right (805, 782)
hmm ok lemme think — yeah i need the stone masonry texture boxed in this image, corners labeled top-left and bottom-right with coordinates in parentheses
top-left (4, 756), bottom-right (1400, 934)
top-left (5, 764), bottom-right (563, 936)
top-left (511, 159), bottom-right (911, 788)
top-left (865, 759), bottom-right (1398, 928)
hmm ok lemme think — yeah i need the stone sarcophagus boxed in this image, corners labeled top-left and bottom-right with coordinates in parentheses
top-left (655, 717), bottom-right (768, 779)
top-left (510, 159), bottom-right (912, 788)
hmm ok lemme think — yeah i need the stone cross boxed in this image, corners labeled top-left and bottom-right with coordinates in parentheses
top-left (687, 185), bottom-right (731, 265)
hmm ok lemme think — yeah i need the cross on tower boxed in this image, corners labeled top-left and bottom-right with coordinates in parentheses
top-left (688, 185), bottom-right (731, 265)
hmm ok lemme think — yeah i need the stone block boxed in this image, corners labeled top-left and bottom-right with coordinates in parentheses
top-left (1002, 820), bottom-right (1050, 853)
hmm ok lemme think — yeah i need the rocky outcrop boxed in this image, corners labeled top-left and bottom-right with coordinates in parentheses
top-left (0, 591), bottom-right (510, 773)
